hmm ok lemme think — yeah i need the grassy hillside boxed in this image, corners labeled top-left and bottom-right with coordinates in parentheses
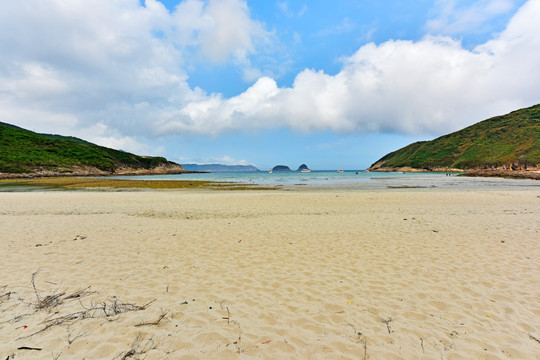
top-left (0, 122), bottom-right (180, 175)
top-left (369, 104), bottom-right (540, 171)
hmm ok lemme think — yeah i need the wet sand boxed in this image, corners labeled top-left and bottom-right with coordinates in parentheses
top-left (1, 189), bottom-right (539, 359)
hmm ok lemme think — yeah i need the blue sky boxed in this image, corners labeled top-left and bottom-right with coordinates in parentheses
top-left (1, 0), bottom-right (538, 170)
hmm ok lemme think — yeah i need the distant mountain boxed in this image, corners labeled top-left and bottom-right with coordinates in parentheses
top-left (368, 104), bottom-right (540, 172)
top-left (296, 164), bottom-right (311, 172)
top-left (272, 165), bottom-right (291, 172)
top-left (0, 122), bottom-right (185, 178)
top-left (181, 164), bottom-right (259, 172)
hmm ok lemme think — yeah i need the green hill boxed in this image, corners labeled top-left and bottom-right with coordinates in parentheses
top-left (368, 104), bottom-right (540, 172)
top-left (0, 122), bottom-right (184, 177)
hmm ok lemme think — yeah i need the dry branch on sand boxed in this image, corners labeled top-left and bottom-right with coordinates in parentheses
top-left (0, 291), bottom-right (12, 303)
top-left (113, 334), bottom-right (158, 360)
top-left (31, 269), bottom-right (95, 311)
top-left (9, 271), bottom-right (155, 342)
top-left (17, 298), bottom-right (156, 340)
top-left (134, 310), bottom-right (167, 327)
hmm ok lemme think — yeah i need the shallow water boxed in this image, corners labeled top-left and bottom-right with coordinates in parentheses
top-left (108, 171), bottom-right (539, 190)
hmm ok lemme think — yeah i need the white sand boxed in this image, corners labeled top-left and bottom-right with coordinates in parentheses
top-left (1, 189), bottom-right (539, 359)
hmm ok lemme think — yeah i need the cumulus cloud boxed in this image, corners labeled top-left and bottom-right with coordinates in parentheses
top-left (162, 0), bottom-right (540, 136)
top-left (0, 0), bottom-right (539, 152)
top-left (197, 0), bottom-right (267, 63)
top-left (0, 0), bottom-right (270, 153)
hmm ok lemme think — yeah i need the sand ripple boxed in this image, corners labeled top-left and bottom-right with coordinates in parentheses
top-left (1, 190), bottom-right (539, 359)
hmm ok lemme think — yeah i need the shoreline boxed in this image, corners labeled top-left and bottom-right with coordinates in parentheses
top-left (2, 172), bottom-right (539, 192)
top-left (368, 168), bottom-right (540, 180)
top-left (460, 169), bottom-right (540, 180)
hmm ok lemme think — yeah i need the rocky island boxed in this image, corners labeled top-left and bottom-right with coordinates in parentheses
top-left (271, 165), bottom-right (292, 172)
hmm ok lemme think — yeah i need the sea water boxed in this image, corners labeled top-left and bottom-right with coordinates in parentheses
top-left (108, 171), bottom-right (539, 190)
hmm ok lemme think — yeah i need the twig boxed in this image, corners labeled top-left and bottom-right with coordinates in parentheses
top-left (40, 311), bottom-right (87, 325)
top-left (19, 297), bottom-right (152, 340)
top-left (39, 291), bottom-right (66, 310)
top-left (420, 337), bottom-right (425, 353)
top-left (30, 272), bottom-right (94, 311)
top-left (361, 338), bottom-right (368, 360)
top-left (118, 335), bottom-right (143, 360)
top-left (64, 287), bottom-right (95, 300)
top-left (530, 333), bottom-right (540, 344)
top-left (0, 291), bottom-right (12, 302)
top-left (0, 312), bottom-right (33, 325)
top-left (17, 346), bottom-right (42, 351)
top-left (382, 317), bottom-right (393, 334)
top-left (68, 329), bottom-right (89, 345)
top-left (114, 334), bottom-right (156, 360)
top-left (31, 269), bottom-right (42, 307)
top-left (231, 320), bottom-right (243, 354)
top-left (135, 311), bottom-right (167, 327)
top-left (141, 299), bottom-right (157, 309)
top-left (18, 313), bottom-right (86, 340)
top-left (222, 307), bottom-right (231, 324)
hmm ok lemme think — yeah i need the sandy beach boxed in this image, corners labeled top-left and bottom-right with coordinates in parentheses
top-left (1, 188), bottom-right (539, 359)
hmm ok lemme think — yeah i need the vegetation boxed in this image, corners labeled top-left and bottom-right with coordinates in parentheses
top-left (0, 122), bottom-right (176, 175)
top-left (0, 177), bottom-right (274, 190)
top-left (369, 104), bottom-right (540, 171)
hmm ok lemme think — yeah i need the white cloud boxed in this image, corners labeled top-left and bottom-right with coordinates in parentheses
top-left (159, 76), bottom-right (281, 135)
top-left (197, 0), bottom-right (267, 63)
top-left (315, 17), bottom-right (356, 37)
top-left (293, 32), bottom-right (302, 45)
top-left (214, 156), bottom-right (250, 165)
top-left (0, 0), bottom-right (539, 148)
top-left (277, 2), bottom-right (307, 17)
top-left (426, 0), bottom-right (517, 35)
top-left (72, 121), bottom-right (166, 156)
top-left (178, 155), bottom-right (251, 165)
top-left (298, 4), bottom-right (308, 17)
top-left (159, 0), bottom-right (540, 136)
top-left (0, 0), bottom-right (270, 145)
top-left (277, 1), bottom-right (292, 17)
